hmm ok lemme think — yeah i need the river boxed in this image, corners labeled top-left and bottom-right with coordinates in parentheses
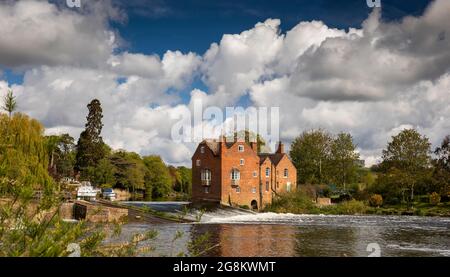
top-left (109, 202), bottom-right (450, 257)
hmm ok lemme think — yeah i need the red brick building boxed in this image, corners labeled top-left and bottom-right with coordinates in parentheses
top-left (191, 137), bottom-right (297, 210)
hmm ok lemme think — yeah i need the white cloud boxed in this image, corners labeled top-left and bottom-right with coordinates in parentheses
top-left (0, 0), bottom-right (121, 69)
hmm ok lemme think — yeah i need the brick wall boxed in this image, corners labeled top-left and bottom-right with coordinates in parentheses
top-left (191, 139), bottom-right (298, 210)
top-left (221, 142), bottom-right (260, 209)
top-left (192, 142), bottom-right (222, 203)
top-left (260, 158), bottom-right (275, 208)
top-left (274, 155), bottom-right (297, 194)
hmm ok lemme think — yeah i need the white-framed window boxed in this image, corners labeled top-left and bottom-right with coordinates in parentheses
top-left (196, 159), bottom-right (201, 167)
top-left (201, 169), bottom-right (211, 180)
top-left (265, 167), bottom-right (270, 177)
top-left (253, 171), bottom-right (257, 178)
top-left (284, 168), bottom-right (288, 178)
top-left (231, 169), bottom-right (240, 180)
top-left (236, 187), bottom-right (241, 193)
top-left (265, 181), bottom-right (269, 192)
top-left (251, 187), bottom-right (256, 194)
top-left (238, 145), bottom-right (244, 152)
top-left (204, 187), bottom-right (209, 193)
top-left (200, 146), bottom-right (205, 154)
top-left (240, 159), bottom-right (245, 166)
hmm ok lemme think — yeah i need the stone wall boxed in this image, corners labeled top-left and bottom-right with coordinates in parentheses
top-left (317, 197), bottom-right (332, 206)
top-left (70, 201), bottom-right (128, 223)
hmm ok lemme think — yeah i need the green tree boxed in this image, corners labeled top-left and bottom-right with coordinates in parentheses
top-left (330, 133), bottom-right (360, 189)
top-left (75, 99), bottom-right (106, 179)
top-left (290, 129), bottom-right (332, 184)
top-left (2, 89), bottom-right (17, 118)
top-left (109, 151), bottom-right (145, 192)
top-left (380, 129), bottom-right (431, 202)
top-left (0, 113), bottom-right (53, 190)
top-left (143, 155), bottom-right (172, 200)
top-left (168, 165), bottom-right (182, 192)
top-left (177, 166), bottom-right (192, 195)
top-left (91, 158), bottom-right (116, 187)
top-left (433, 135), bottom-right (450, 197)
top-left (45, 134), bottom-right (76, 179)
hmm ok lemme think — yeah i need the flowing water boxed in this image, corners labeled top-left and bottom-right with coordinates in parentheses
top-left (112, 202), bottom-right (450, 257)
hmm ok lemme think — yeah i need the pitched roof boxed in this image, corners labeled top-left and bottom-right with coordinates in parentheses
top-left (203, 140), bottom-right (220, 155)
top-left (201, 139), bottom-right (241, 156)
top-left (200, 139), bottom-right (290, 166)
top-left (258, 153), bottom-right (286, 165)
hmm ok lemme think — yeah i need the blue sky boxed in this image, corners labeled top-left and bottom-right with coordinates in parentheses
top-left (113, 0), bottom-right (431, 56)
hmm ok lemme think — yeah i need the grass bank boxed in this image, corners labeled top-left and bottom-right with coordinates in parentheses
top-left (264, 192), bottom-right (450, 217)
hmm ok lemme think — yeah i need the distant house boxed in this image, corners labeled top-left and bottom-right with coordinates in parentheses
top-left (191, 136), bottom-right (297, 210)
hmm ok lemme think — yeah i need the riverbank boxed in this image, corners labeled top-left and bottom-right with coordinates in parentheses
top-left (264, 193), bottom-right (450, 217)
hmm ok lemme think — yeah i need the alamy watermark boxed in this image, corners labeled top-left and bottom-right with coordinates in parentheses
top-left (66, 0), bottom-right (81, 8)
top-left (367, 0), bottom-right (381, 8)
top-left (367, 243), bottom-right (381, 257)
top-left (170, 99), bottom-right (280, 147)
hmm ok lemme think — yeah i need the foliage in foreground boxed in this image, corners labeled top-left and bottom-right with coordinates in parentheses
top-left (0, 178), bottom-right (153, 257)
top-left (0, 179), bottom-right (214, 257)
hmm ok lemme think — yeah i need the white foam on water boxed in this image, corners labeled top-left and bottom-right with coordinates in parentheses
top-left (200, 212), bottom-right (305, 224)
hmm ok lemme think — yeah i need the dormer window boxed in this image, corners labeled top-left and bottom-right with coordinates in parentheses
top-left (200, 146), bottom-right (205, 154)
top-left (238, 145), bottom-right (244, 152)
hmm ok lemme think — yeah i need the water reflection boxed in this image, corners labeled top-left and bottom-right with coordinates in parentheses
top-left (116, 215), bottom-right (450, 257)
top-left (294, 226), bottom-right (358, 257)
top-left (191, 224), bottom-right (298, 257)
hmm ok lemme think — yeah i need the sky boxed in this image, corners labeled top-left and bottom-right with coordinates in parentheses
top-left (0, 0), bottom-right (449, 167)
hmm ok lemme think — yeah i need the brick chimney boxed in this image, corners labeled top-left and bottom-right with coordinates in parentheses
top-left (250, 141), bottom-right (258, 152)
top-left (276, 141), bottom-right (284, 154)
top-left (220, 135), bottom-right (227, 154)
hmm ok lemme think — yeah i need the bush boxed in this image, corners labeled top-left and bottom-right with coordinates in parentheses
top-left (323, 200), bottom-right (367, 215)
top-left (430, 192), bottom-right (441, 205)
top-left (298, 184), bottom-right (318, 199)
top-left (265, 191), bottom-right (317, 214)
top-left (369, 194), bottom-right (383, 207)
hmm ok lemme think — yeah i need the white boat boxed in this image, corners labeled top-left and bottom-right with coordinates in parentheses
top-left (77, 182), bottom-right (97, 201)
